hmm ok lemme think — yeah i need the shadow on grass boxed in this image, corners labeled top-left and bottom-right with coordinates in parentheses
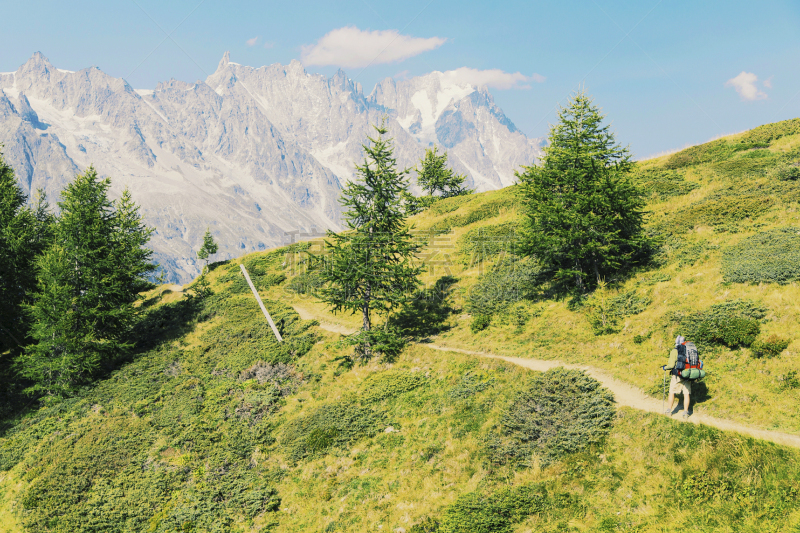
top-left (391, 276), bottom-right (459, 341)
top-left (130, 295), bottom-right (204, 353)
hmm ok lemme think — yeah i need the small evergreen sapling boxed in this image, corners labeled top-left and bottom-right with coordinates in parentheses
top-left (197, 227), bottom-right (218, 273)
top-left (416, 145), bottom-right (471, 198)
top-left (318, 120), bottom-right (424, 362)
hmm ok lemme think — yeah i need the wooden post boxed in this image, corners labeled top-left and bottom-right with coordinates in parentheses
top-left (240, 264), bottom-right (283, 342)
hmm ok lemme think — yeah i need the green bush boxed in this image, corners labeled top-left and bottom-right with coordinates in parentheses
top-left (471, 314), bottom-right (491, 333)
top-left (360, 370), bottom-right (426, 402)
top-left (722, 228), bottom-right (800, 284)
top-left (438, 484), bottom-right (548, 533)
top-left (678, 299), bottom-right (766, 350)
top-left (485, 368), bottom-right (615, 467)
top-left (750, 334), bottom-right (790, 358)
top-left (280, 401), bottom-right (388, 463)
top-left (779, 370), bottom-right (800, 390)
top-left (768, 163), bottom-right (800, 181)
top-left (584, 288), bottom-right (650, 336)
top-left (466, 258), bottom-right (541, 317)
top-left (286, 270), bottom-right (325, 295)
top-left (631, 168), bottom-right (700, 200)
top-left (449, 371), bottom-right (493, 399)
top-left (633, 332), bottom-right (651, 344)
top-left (458, 222), bottom-right (520, 265)
top-left (345, 326), bottom-right (407, 364)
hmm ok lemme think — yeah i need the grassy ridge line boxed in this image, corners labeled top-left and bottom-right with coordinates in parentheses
top-left (292, 304), bottom-right (800, 449)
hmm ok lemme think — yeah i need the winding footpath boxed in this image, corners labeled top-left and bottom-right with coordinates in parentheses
top-left (292, 305), bottom-right (800, 450)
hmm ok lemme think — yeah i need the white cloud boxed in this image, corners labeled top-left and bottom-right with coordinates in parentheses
top-left (263, 41), bottom-right (274, 49)
top-left (301, 26), bottom-right (446, 68)
top-left (725, 71), bottom-right (767, 101)
top-left (763, 76), bottom-right (773, 89)
top-left (246, 37), bottom-right (258, 47)
top-left (441, 67), bottom-right (545, 90)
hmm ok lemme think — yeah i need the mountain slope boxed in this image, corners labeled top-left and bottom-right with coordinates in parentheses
top-left (1, 119), bottom-right (800, 532)
top-left (0, 53), bottom-right (543, 282)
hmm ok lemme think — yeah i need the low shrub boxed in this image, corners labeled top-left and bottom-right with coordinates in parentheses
top-left (280, 401), bottom-right (388, 463)
top-left (286, 270), bottom-right (325, 295)
top-left (360, 370), bottom-right (426, 402)
top-left (466, 258), bottom-right (541, 317)
top-left (631, 168), bottom-right (700, 200)
top-left (768, 163), bottom-right (800, 181)
top-left (722, 228), bottom-right (800, 284)
top-left (449, 371), bottom-right (493, 399)
top-left (677, 299), bottom-right (767, 350)
top-left (633, 332), bottom-right (651, 344)
top-left (345, 326), bottom-right (407, 364)
top-left (485, 368), bottom-right (615, 467)
top-left (779, 370), bottom-right (800, 390)
top-left (471, 314), bottom-right (491, 333)
top-left (584, 286), bottom-right (650, 336)
top-left (438, 484), bottom-right (548, 533)
top-left (458, 222), bottom-right (520, 265)
top-left (750, 334), bottom-right (790, 358)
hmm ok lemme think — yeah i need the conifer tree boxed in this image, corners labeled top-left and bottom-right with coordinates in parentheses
top-left (416, 146), bottom-right (470, 198)
top-left (319, 121), bottom-right (423, 361)
top-left (21, 167), bottom-right (154, 396)
top-left (0, 153), bottom-right (52, 353)
top-left (197, 227), bottom-right (218, 272)
top-left (517, 91), bottom-right (648, 292)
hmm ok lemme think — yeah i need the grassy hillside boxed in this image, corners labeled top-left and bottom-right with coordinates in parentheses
top-left (1, 119), bottom-right (800, 532)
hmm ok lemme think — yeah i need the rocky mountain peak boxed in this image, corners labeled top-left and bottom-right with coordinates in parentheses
top-left (0, 54), bottom-right (542, 282)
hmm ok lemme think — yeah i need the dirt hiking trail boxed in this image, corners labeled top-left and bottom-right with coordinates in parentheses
top-left (292, 305), bottom-right (800, 450)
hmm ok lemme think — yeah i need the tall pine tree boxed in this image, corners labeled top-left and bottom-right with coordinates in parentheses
top-left (319, 121), bottom-right (423, 361)
top-left (517, 91), bottom-right (648, 292)
top-left (0, 152), bottom-right (52, 353)
top-left (20, 168), bottom-right (154, 396)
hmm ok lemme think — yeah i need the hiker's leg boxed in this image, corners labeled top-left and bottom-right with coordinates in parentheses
top-left (684, 392), bottom-right (690, 414)
top-left (667, 392), bottom-right (676, 411)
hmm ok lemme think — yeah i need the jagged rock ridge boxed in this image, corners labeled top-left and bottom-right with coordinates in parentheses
top-left (0, 52), bottom-right (543, 282)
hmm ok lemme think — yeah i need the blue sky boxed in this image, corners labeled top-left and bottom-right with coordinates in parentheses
top-left (2, 0), bottom-right (798, 158)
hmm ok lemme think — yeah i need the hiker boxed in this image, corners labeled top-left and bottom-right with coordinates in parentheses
top-left (663, 335), bottom-right (692, 419)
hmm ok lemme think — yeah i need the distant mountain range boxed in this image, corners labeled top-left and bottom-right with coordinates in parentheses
top-left (0, 52), bottom-right (543, 282)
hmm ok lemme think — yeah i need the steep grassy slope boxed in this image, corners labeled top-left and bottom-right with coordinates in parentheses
top-left (1, 119), bottom-right (800, 532)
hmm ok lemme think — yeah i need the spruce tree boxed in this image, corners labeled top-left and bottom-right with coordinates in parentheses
top-left (416, 146), bottom-right (470, 198)
top-left (319, 121), bottom-right (423, 361)
top-left (517, 91), bottom-right (648, 292)
top-left (21, 167), bottom-right (155, 396)
top-left (0, 153), bottom-right (52, 353)
top-left (197, 227), bottom-right (218, 272)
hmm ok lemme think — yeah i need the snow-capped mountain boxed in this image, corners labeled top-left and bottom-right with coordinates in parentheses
top-left (0, 52), bottom-right (543, 282)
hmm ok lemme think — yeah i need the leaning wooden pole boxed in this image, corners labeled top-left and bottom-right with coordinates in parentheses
top-left (240, 263), bottom-right (283, 342)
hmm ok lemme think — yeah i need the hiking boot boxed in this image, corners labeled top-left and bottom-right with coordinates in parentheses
top-left (663, 410), bottom-right (673, 415)
top-left (681, 411), bottom-right (690, 420)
